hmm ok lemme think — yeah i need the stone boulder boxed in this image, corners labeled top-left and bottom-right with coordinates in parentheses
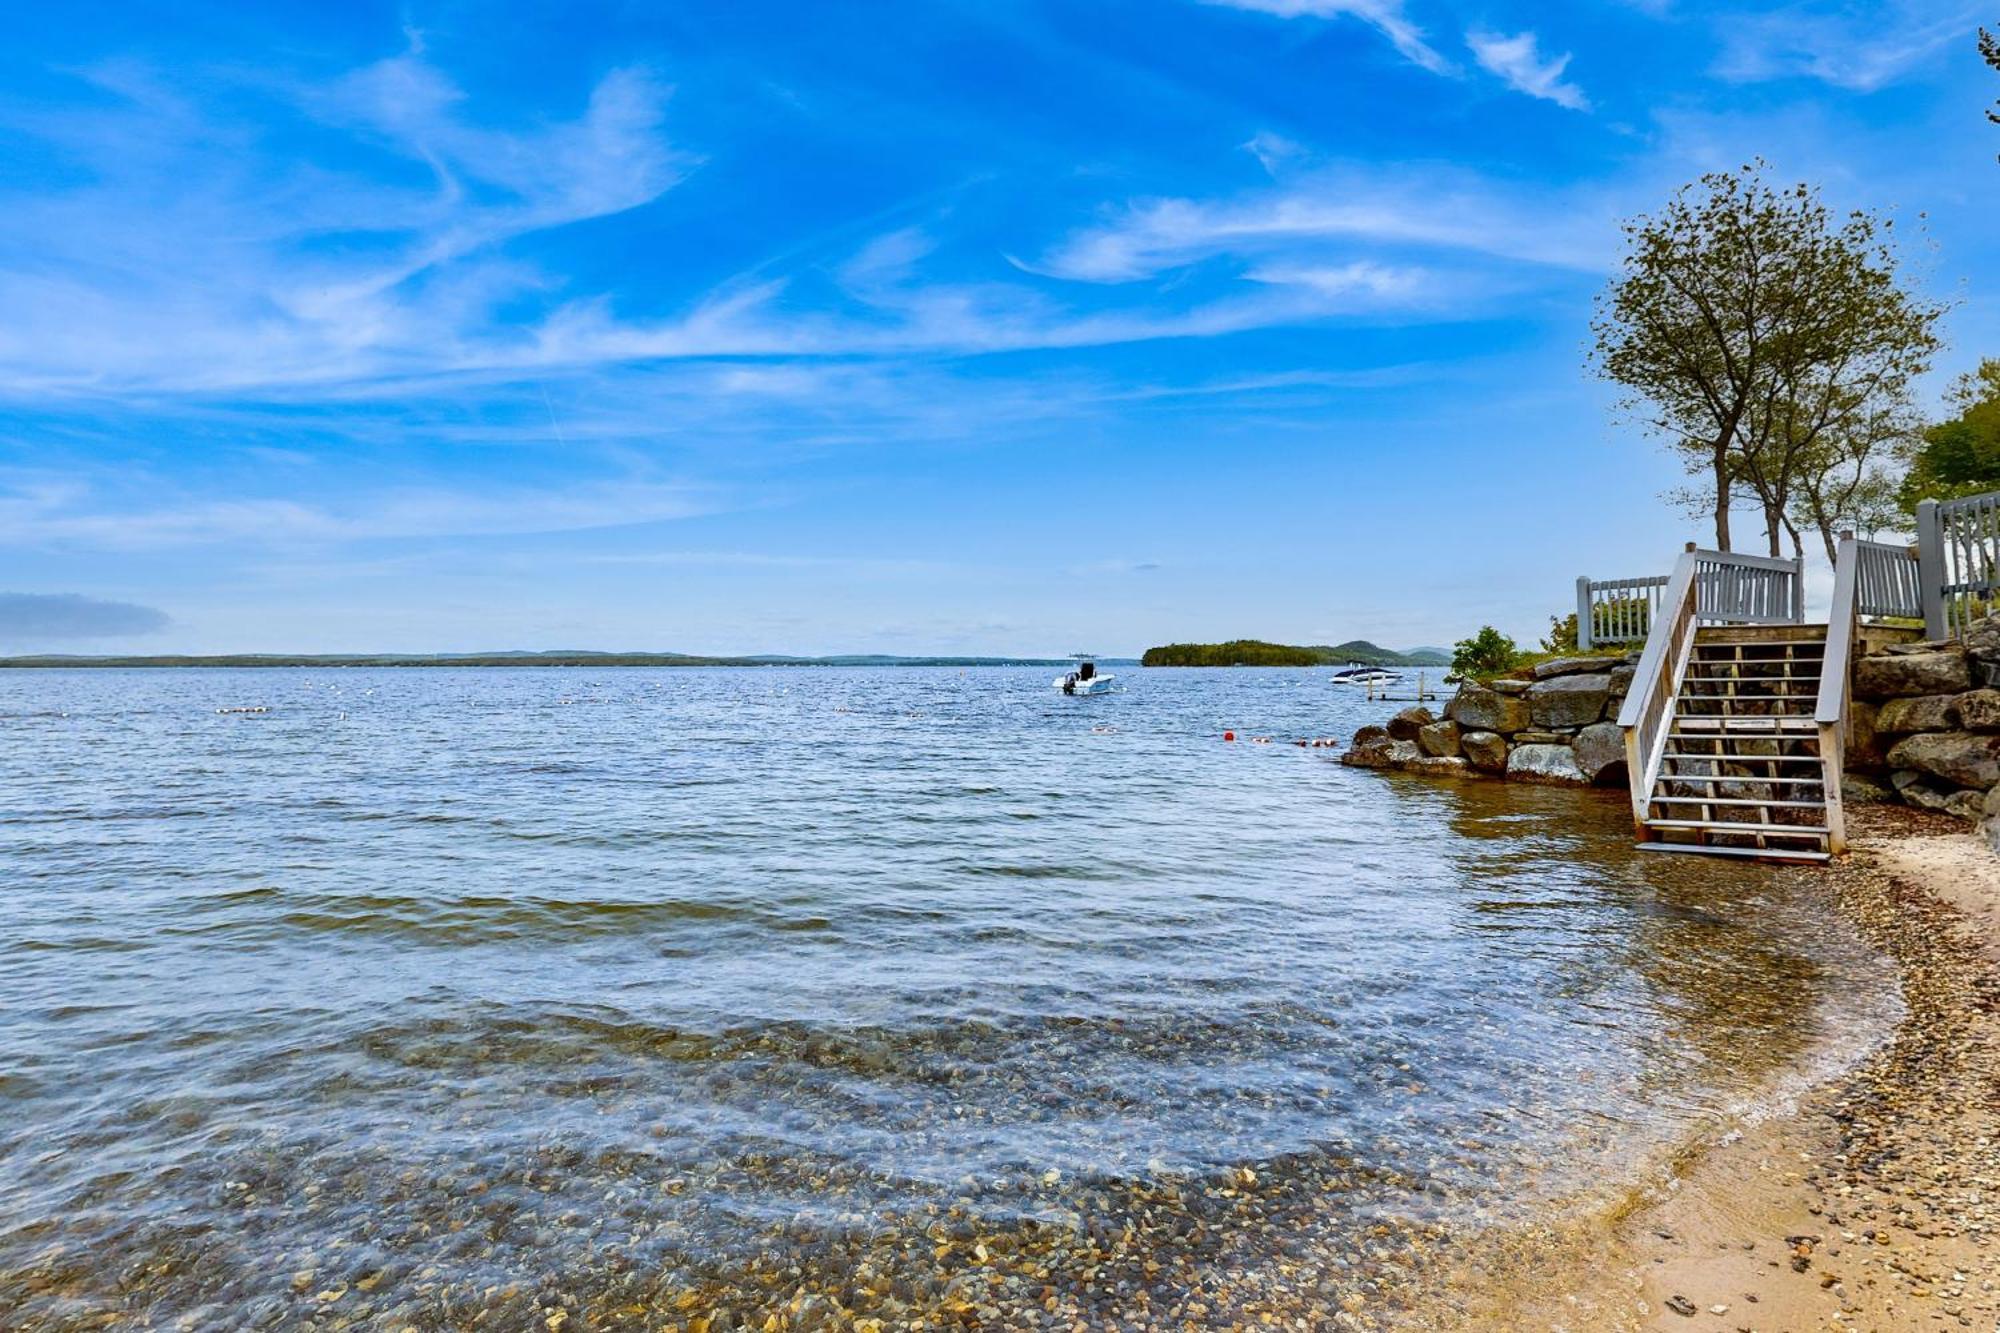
top-left (1840, 773), bottom-right (1894, 805)
top-left (1526, 673), bottom-right (1613, 729)
top-left (1532, 655), bottom-right (1613, 679)
top-left (1606, 663), bottom-right (1636, 699)
top-left (1506, 742), bottom-right (1587, 786)
top-left (1417, 718), bottom-right (1462, 758)
top-left (1572, 722), bottom-right (1628, 786)
top-left (1460, 730), bottom-right (1508, 773)
top-left (1883, 732), bottom-right (2000, 790)
top-left (1957, 689), bottom-right (2000, 733)
top-left (1448, 685), bottom-right (1529, 734)
top-left (1490, 678), bottom-right (1532, 696)
top-left (1386, 705), bottom-right (1434, 740)
top-left (1405, 754), bottom-right (1472, 778)
top-left (1944, 789), bottom-right (1986, 822)
top-left (1900, 780), bottom-right (1954, 813)
top-left (1874, 694), bottom-right (1959, 733)
top-left (1342, 733), bottom-right (1420, 769)
top-left (1854, 647), bottom-right (1971, 700)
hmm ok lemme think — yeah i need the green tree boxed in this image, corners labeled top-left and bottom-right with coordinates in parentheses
top-left (1985, 26), bottom-right (1999, 153)
top-left (1591, 163), bottom-right (1943, 555)
top-left (1542, 613), bottom-right (1578, 654)
top-left (1899, 360), bottom-right (2000, 511)
top-left (1452, 627), bottom-right (1518, 680)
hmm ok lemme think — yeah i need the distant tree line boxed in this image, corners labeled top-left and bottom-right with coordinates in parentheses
top-left (1142, 641), bottom-right (1326, 667)
top-left (1140, 640), bottom-right (1448, 667)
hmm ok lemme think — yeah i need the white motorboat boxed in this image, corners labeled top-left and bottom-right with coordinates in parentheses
top-left (1054, 654), bottom-right (1116, 696)
top-left (1330, 663), bottom-right (1401, 686)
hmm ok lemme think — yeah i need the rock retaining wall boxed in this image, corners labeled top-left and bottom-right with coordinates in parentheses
top-left (1341, 653), bottom-right (1638, 787)
top-left (1844, 616), bottom-right (2000, 849)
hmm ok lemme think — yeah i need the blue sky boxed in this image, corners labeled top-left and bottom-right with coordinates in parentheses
top-left (2, 0), bottom-right (1997, 655)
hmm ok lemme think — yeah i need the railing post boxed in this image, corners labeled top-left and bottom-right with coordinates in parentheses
top-left (1791, 555), bottom-right (1805, 624)
top-left (1576, 576), bottom-right (1593, 650)
top-left (1916, 499), bottom-right (1946, 639)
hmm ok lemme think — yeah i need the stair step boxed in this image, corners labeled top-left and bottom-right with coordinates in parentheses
top-left (1648, 796), bottom-right (1828, 808)
top-left (1661, 752), bottom-right (1823, 764)
top-left (1694, 625), bottom-right (1828, 644)
top-left (1644, 818), bottom-right (1829, 835)
top-left (1654, 774), bottom-right (1823, 785)
top-left (1637, 843), bottom-right (1831, 863)
top-left (1676, 692), bottom-right (1818, 701)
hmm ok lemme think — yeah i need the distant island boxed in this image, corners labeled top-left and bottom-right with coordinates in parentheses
top-left (0, 651), bottom-right (1138, 670)
top-left (1139, 639), bottom-right (1451, 668)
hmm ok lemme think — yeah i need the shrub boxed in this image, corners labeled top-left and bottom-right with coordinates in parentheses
top-left (1542, 613), bottom-right (1578, 654)
top-left (1452, 627), bottom-right (1519, 680)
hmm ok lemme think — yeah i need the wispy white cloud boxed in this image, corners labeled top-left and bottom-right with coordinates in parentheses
top-left (1034, 166), bottom-right (1613, 283)
top-left (0, 47), bottom-right (689, 397)
top-left (1202, 0), bottom-right (1451, 74)
top-left (0, 475), bottom-right (712, 550)
top-left (1467, 30), bottom-right (1591, 110)
top-left (1712, 1), bottom-right (1985, 92)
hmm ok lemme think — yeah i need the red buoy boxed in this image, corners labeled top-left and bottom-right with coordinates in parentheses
top-left (1222, 731), bottom-right (1235, 742)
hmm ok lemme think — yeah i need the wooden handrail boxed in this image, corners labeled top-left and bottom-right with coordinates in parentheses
top-left (1814, 536), bottom-right (1862, 855)
top-left (1618, 548), bottom-right (1701, 834)
top-left (1817, 538), bottom-right (1859, 728)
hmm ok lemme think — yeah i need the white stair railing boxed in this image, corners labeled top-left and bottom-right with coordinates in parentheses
top-left (1616, 545), bottom-right (1808, 839)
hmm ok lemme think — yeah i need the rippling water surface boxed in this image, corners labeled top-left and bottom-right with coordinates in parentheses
top-left (0, 667), bottom-right (1895, 1329)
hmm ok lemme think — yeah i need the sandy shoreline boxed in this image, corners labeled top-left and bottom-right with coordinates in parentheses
top-left (1418, 806), bottom-right (2000, 1332)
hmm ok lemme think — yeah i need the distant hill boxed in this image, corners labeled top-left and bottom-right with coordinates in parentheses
top-left (1139, 639), bottom-right (1448, 668)
top-left (1315, 640), bottom-right (1451, 667)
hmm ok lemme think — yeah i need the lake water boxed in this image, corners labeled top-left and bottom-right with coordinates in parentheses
top-left (0, 667), bottom-right (1897, 1329)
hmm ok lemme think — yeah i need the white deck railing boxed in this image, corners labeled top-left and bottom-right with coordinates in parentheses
top-left (1919, 494), bottom-right (2000, 637)
top-left (1575, 574), bottom-right (1669, 649)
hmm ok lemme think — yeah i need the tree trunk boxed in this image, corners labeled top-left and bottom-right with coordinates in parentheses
top-left (1712, 448), bottom-right (1732, 550)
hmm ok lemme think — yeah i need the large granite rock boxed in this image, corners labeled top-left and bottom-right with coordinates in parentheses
top-left (1944, 789), bottom-right (1986, 822)
top-left (1490, 678), bottom-right (1533, 696)
top-left (1460, 730), bottom-right (1508, 772)
top-left (1532, 655), bottom-right (1614, 679)
top-left (1506, 743), bottom-right (1587, 786)
top-left (1448, 685), bottom-right (1530, 734)
top-left (1342, 733), bottom-right (1420, 769)
top-left (1874, 694), bottom-right (1959, 733)
top-left (1900, 779), bottom-right (1954, 812)
top-left (1386, 705), bottom-right (1434, 740)
top-left (1417, 718), bottom-right (1462, 758)
top-left (1883, 731), bottom-right (2000, 790)
top-left (1957, 689), bottom-right (2000, 733)
top-left (1405, 754), bottom-right (1472, 778)
top-left (1607, 663), bottom-right (1636, 699)
top-left (1840, 773), bottom-right (1894, 805)
top-left (1855, 647), bottom-right (1971, 699)
top-left (1572, 722), bottom-right (1628, 786)
top-left (1526, 673), bottom-right (1613, 729)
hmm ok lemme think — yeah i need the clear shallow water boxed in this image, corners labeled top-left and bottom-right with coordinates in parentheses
top-left (0, 667), bottom-right (1895, 1328)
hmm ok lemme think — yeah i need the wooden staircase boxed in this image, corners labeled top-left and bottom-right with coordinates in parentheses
top-left (1638, 625), bottom-right (1833, 862)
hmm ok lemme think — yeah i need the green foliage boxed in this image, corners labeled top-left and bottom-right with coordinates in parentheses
top-left (1591, 161), bottom-right (1943, 558)
top-left (1141, 640), bottom-right (1322, 667)
top-left (1140, 639), bottom-right (1447, 667)
top-left (1542, 613), bottom-right (1578, 654)
top-left (1985, 27), bottom-right (1999, 148)
top-left (1451, 627), bottom-right (1519, 681)
top-left (1899, 360), bottom-right (2000, 512)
